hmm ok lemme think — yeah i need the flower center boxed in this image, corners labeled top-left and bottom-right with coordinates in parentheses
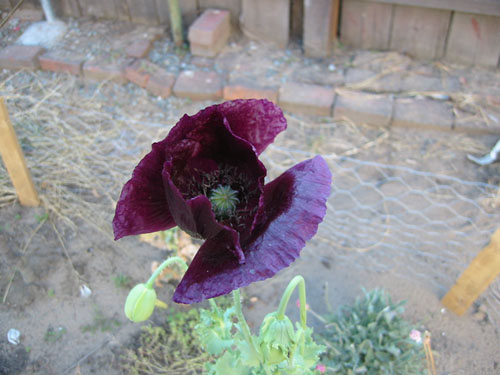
top-left (209, 185), bottom-right (240, 218)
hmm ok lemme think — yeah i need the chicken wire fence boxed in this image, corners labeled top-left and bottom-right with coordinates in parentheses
top-left (1, 71), bottom-right (499, 327)
top-left (263, 145), bottom-right (500, 325)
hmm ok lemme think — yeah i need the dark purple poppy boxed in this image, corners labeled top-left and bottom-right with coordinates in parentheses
top-left (113, 99), bottom-right (331, 304)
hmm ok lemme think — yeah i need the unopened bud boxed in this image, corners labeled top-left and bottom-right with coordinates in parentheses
top-left (124, 283), bottom-right (157, 322)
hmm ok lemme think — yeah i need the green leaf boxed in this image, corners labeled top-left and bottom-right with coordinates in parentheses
top-left (196, 305), bottom-right (236, 355)
top-left (236, 338), bottom-right (262, 367)
top-left (213, 351), bottom-right (253, 375)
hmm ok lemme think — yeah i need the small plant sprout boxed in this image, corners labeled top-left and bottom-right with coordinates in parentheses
top-left (124, 256), bottom-right (188, 322)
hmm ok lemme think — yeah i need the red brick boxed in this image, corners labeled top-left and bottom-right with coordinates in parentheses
top-left (333, 89), bottom-right (393, 127)
top-left (125, 59), bottom-right (155, 88)
top-left (191, 56), bottom-right (214, 68)
top-left (278, 82), bottom-right (335, 116)
top-left (223, 84), bottom-right (278, 103)
top-left (188, 9), bottom-right (230, 57)
top-left (0, 45), bottom-right (44, 70)
top-left (392, 98), bottom-right (453, 131)
top-left (125, 59), bottom-right (175, 98)
top-left (38, 52), bottom-right (84, 75)
top-left (125, 39), bottom-right (154, 58)
top-left (83, 59), bottom-right (128, 84)
top-left (146, 71), bottom-right (176, 98)
top-left (173, 70), bottom-right (222, 100)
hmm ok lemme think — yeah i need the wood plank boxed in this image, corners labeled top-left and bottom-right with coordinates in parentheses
top-left (155, 0), bottom-right (171, 25)
top-left (0, 0), bottom-right (12, 10)
top-left (304, 0), bottom-right (340, 57)
top-left (0, 98), bottom-right (40, 207)
top-left (446, 12), bottom-right (500, 67)
top-left (361, 0), bottom-right (500, 17)
top-left (390, 5), bottom-right (451, 59)
top-left (79, 0), bottom-right (116, 19)
top-left (241, 0), bottom-right (290, 49)
top-left (340, 0), bottom-right (393, 50)
top-left (126, 0), bottom-right (159, 24)
top-left (60, 0), bottom-right (81, 18)
top-left (441, 228), bottom-right (500, 316)
top-left (114, 0), bottom-right (131, 22)
top-left (179, 0), bottom-right (198, 27)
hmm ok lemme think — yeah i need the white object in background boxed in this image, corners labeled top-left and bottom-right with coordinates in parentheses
top-left (468, 139), bottom-right (500, 166)
top-left (7, 328), bottom-right (21, 345)
top-left (80, 284), bottom-right (92, 298)
top-left (17, 0), bottom-right (67, 49)
top-left (40, 0), bottom-right (56, 22)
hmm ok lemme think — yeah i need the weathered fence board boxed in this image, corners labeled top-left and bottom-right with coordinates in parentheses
top-left (60, 0), bottom-right (81, 18)
top-left (0, 0), bottom-right (11, 10)
top-left (446, 12), bottom-right (500, 67)
top-left (114, 0), bottom-right (131, 22)
top-left (241, 0), bottom-right (290, 48)
top-left (304, 0), bottom-right (339, 57)
top-left (154, 0), bottom-right (170, 25)
top-left (126, 0), bottom-right (159, 24)
top-left (340, 0), bottom-right (392, 50)
top-left (80, 0), bottom-right (116, 19)
top-left (361, 0), bottom-right (500, 17)
top-left (390, 5), bottom-right (451, 59)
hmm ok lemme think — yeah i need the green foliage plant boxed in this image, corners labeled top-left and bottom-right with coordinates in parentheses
top-left (196, 276), bottom-right (325, 375)
top-left (123, 257), bottom-right (325, 374)
top-left (318, 289), bottom-right (425, 375)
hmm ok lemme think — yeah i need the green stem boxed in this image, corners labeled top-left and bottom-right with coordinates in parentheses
top-left (276, 275), bottom-right (307, 330)
top-left (168, 0), bottom-right (184, 47)
top-left (233, 290), bottom-right (262, 362)
top-left (276, 275), bottom-right (307, 359)
top-left (145, 256), bottom-right (188, 289)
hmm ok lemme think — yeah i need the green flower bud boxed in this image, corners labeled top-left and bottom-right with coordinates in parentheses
top-left (259, 312), bottom-right (296, 364)
top-left (124, 283), bottom-right (157, 322)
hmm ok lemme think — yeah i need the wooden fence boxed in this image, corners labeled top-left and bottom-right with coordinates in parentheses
top-left (1, 0), bottom-right (499, 67)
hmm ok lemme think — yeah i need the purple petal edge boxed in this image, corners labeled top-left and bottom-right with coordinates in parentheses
top-left (113, 139), bottom-right (175, 240)
top-left (218, 99), bottom-right (287, 155)
top-left (172, 156), bottom-right (331, 304)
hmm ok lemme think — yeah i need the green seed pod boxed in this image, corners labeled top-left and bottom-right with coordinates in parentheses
top-left (124, 283), bottom-right (157, 322)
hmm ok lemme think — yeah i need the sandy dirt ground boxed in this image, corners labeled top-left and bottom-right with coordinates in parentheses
top-left (1, 16), bottom-right (500, 375)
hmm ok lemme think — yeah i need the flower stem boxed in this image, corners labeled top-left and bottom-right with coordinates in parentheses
top-left (233, 290), bottom-right (262, 362)
top-left (145, 256), bottom-right (188, 289)
top-left (276, 275), bottom-right (307, 330)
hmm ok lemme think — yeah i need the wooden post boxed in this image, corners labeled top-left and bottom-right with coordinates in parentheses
top-left (0, 97), bottom-right (40, 207)
top-left (441, 228), bottom-right (500, 315)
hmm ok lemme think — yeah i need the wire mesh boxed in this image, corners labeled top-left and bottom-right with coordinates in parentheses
top-left (1, 70), bottom-right (499, 327)
top-left (263, 144), bottom-right (500, 325)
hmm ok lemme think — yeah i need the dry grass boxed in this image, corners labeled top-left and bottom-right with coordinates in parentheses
top-left (0, 70), bottom-right (177, 240)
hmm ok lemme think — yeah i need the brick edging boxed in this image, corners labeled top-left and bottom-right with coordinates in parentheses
top-left (0, 44), bottom-right (498, 136)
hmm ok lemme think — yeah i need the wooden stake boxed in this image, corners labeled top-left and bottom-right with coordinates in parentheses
top-left (0, 97), bottom-right (40, 207)
top-left (441, 228), bottom-right (500, 316)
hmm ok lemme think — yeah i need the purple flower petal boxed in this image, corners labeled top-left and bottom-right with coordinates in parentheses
top-left (113, 139), bottom-right (175, 240)
top-left (218, 99), bottom-right (287, 155)
top-left (173, 156), bottom-right (331, 303)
